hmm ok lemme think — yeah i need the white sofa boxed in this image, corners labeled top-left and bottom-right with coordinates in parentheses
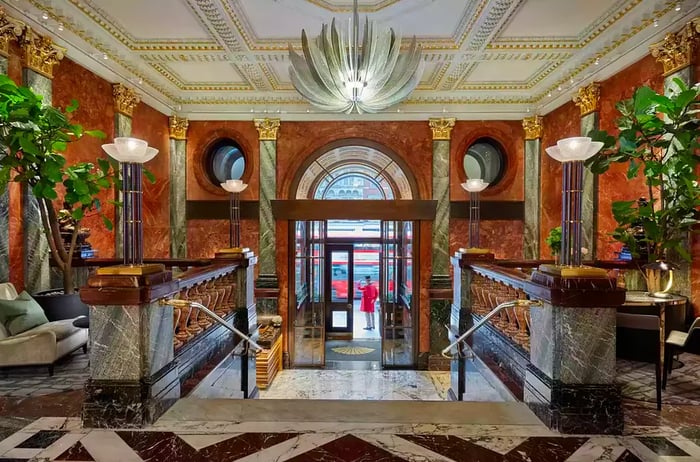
top-left (0, 283), bottom-right (88, 375)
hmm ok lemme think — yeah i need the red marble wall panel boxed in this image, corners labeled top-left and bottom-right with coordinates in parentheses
top-left (450, 219), bottom-right (524, 260)
top-left (131, 103), bottom-right (170, 258)
top-left (597, 55), bottom-right (664, 260)
top-left (7, 41), bottom-right (25, 289)
top-left (450, 120), bottom-right (524, 201)
top-left (187, 219), bottom-right (259, 260)
top-left (52, 58), bottom-right (116, 258)
top-left (186, 121), bottom-right (259, 201)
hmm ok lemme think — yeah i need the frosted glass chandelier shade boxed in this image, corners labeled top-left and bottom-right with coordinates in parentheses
top-left (288, 0), bottom-right (423, 114)
top-left (461, 179), bottom-right (489, 192)
top-left (221, 179), bottom-right (248, 193)
top-left (545, 137), bottom-right (603, 162)
top-left (102, 137), bottom-right (158, 163)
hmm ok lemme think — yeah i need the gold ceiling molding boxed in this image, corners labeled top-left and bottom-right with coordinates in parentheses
top-left (303, 0), bottom-right (401, 13)
top-left (573, 82), bottom-right (600, 116)
top-left (169, 116), bottom-right (189, 140)
top-left (254, 118), bottom-right (280, 140)
top-left (649, 18), bottom-right (700, 77)
top-left (20, 27), bottom-right (65, 79)
top-left (150, 62), bottom-right (254, 91)
top-left (428, 118), bottom-right (456, 140)
top-left (0, 7), bottom-right (24, 58)
top-left (522, 116), bottom-right (543, 140)
top-left (113, 83), bottom-right (141, 117)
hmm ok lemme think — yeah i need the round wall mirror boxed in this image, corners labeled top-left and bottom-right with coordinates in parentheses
top-left (463, 138), bottom-right (506, 186)
top-left (205, 139), bottom-right (246, 185)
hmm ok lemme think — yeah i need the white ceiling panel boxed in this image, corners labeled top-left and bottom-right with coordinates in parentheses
top-left (465, 60), bottom-right (546, 83)
top-left (166, 62), bottom-right (246, 83)
top-left (88, 0), bottom-right (211, 40)
top-left (499, 0), bottom-right (621, 38)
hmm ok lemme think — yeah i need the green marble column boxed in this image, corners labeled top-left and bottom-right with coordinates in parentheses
top-left (169, 117), bottom-right (188, 258)
top-left (427, 118), bottom-right (455, 368)
top-left (522, 116), bottom-right (543, 259)
top-left (22, 69), bottom-right (52, 292)
top-left (0, 56), bottom-right (8, 283)
top-left (254, 119), bottom-right (280, 316)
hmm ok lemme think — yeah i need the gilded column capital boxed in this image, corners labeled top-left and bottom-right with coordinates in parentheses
top-left (649, 18), bottom-right (700, 77)
top-left (113, 83), bottom-right (140, 117)
top-left (522, 115), bottom-right (543, 140)
top-left (254, 118), bottom-right (280, 141)
top-left (0, 7), bottom-right (24, 58)
top-left (573, 82), bottom-right (600, 117)
top-left (169, 116), bottom-right (188, 140)
top-left (428, 117), bottom-right (456, 140)
top-left (19, 27), bottom-right (64, 79)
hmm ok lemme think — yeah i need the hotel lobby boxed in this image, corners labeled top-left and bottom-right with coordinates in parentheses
top-left (0, 0), bottom-right (700, 460)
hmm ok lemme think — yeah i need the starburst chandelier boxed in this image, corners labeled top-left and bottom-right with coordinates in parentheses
top-left (288, 0), bottom-right (423, 114)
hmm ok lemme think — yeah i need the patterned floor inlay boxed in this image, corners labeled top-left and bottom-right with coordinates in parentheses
top-left (0, 351), bottom-right (88, 398)
top-left (1, 418), bottom-right (700, 462)
top-left (617, 354), bottom-right (700, 406)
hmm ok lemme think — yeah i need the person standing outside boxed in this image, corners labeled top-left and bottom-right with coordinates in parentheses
top-left (358, 275), bottom-right (378, 330)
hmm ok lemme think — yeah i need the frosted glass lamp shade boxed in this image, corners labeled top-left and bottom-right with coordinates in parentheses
top-left (102, 137), bottom-right (159, 163)
top-left (221, 179), bottom-right (248, 193)
top-left (546, 137), bottom-right (603, 163)
top-left (461, 178), bottom-right (489, 192)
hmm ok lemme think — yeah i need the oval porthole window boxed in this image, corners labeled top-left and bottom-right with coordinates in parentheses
top-left (205, 139), bottom-right (246, 185)
top-left (463, 138), bottom-right (506, 186)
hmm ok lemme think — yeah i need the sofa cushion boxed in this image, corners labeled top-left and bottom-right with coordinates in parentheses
top-left (0, 322), bottom-right (8, 340)
top-left (14, 318), bottom-right (82, 341)
top-left (0, 283), bottom-right (18, 301)
top-left (0, 291), bottom-right (50, 336)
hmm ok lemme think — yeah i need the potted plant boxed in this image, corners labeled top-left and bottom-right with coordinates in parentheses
top-left (545, 226), bottom-right (562, 263)
top-left (585, 78), bottom-right (700, 293)
top-left (0, 74), bottom-right (118, 316)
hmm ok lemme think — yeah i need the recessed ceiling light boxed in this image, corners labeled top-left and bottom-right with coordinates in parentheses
top-left (594, 57), bottom-right (600, 65)
top-left (57, 23), bottom-right (63, 31)
top-left (675, 4), bottom-right (681, 11)
top-left (547, 91), bottom-right (552, 97)
top-left (653, 19), bottom-right (659, 27)
top-left (526, 107), bottom-right (531, 113)
top-left (102, 53), bottom-right (108, 60)
top-left (41, 12), bottom-right (48, 20)
top-left (558, 85), bottom-right (562, 91)
top-left (570, 77), bottom-right (574, 84)
top-left (138, 78), bottom-right (143, 84)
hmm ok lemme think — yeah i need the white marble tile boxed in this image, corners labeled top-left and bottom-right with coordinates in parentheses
top-left (471, 436), bottom-right (528, 454)
top-left (360, 433), bottom-right (455, 461)
top-left (35, 432), bottom-right (85, 460)
top-left (23, 417), bottom-right (70, 431)
top-left (237, 433), bottom-right (337, 462)
top-left (0, 431), bottom-right (37, 456)
top-left (0, 447), bottom-right (42, 459)
top-left (80, 430), bottom-right (143, 462)
top-left (178, 433), bottom-right (242, 450)
top-left (565, 437), bottom-right (629, 462)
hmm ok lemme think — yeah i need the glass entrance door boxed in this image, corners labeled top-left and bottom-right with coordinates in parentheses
top-left (325, 244), bottom-right (354, 335)
top-left (380, 220), bottom-right (415, 367)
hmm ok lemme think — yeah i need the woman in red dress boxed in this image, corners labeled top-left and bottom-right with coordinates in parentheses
top-left (357, 275), bottom-right (378, 330)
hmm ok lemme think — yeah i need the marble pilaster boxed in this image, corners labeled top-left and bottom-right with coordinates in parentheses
top-left (580, 112), bottom-right (598, 259)
top-left (113, 114), bottom-right (132, 259)
top-left (22, 69), bottom-right (51, 292)
top-left (0, 56), bottom-right (8, 283)
top-left (523, 139), bottom-right (541, 259)
top-left (169, 138), bottom-right (187, 258)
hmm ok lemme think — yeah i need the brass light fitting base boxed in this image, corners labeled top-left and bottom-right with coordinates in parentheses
top-left (96, 264), bottom-right (166, 276)
top-left (539, 264), bottom-right (609, 278)
top-left (217, 247), bottom-right (250, 254)
top-left (459, 247), bottom-right (492, 254)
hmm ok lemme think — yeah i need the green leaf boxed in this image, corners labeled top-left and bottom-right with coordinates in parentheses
top-left (102, 215), bottom-right (113, 231)
top-left (65, 99), bottom-right (79, 113)
top-left (143, 168), bottom-right (156, 184)
top-left (84, 129), bottom-right (106, 139)
top-left (71, 208), bottom-right (84, 221)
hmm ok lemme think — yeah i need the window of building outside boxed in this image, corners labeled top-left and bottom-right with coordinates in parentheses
top-left (464, 138), bottom-right (506, 186)
top-left (205, 139), bottom-right (246, 185)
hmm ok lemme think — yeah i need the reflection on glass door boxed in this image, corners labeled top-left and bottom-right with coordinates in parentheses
top-left (325, 245), bottom-right (354, 334)
top-left (380, 221), bottom-right (414, 367)
top-left (292, 220), bottom-right (325, 367)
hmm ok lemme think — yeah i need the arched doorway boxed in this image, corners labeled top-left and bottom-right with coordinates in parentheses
top-left (288, 142), bottom-right (420, 369)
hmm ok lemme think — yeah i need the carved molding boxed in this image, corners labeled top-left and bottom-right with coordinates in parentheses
top-left (113, 83), bottom-right (140, 117)
top-left (522, 115), bottom-right (543, 140)
top-left (254, 118), bottom-right (280, 141)
top-left (19, 27), bottom-right (64, 79)
top-left (169, 116), bottom-right (189, 140)
top-left (428, 117), bottom-right (456, 140)
top-left (573, 82), bottom-right (601, 117)
top-left (0, 7), bottom-right (24, 58)
top-left (649, 18), bottom-right (700, 77)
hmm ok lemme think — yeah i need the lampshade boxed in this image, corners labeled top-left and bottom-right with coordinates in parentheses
top-left (102, 137), bottom-right (159, 163)
top-left (461, 179), bottom-right (489, 193)
top-left (545, 137), bottom-right (603, 162)
top-left (221, 179), bottom-right (248, 193)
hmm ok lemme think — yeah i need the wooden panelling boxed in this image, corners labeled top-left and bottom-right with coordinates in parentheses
top-left (450, 201), bottom-right (524, 220)
top-left (271, 200), bottom-right (437, 220)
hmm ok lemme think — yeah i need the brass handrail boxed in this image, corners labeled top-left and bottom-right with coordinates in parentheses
top-left (160, 299), bottom-right (263, 352)
top-left (441, 299), bottom-right (542, 359)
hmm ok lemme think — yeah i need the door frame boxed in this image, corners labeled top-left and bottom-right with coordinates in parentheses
top-left (324, 243), bottom-right (355, 338)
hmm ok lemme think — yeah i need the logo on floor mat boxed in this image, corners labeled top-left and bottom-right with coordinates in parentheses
top-left (331, 346), bottom-right (376, 355)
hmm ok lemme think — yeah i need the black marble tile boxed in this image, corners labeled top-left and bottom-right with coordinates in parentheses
top-left (505, 437), bottom-right (589, 462)
top-left (637, 436), bottom-right (689, 456)
top-left (288, 435), bottom-right (406, 462)
top-left (55, 441), bottom-right (95, 461)
top-left (0, 417), bottom-right (33, 442)
top-left (16, 430), bottom-right (67, 448)
top-left (0, 458), bottom-right (31, 461)
top-left (400, 434), bottom-right (504, 461)
top-left (615, 450), bottom-right (643, 462)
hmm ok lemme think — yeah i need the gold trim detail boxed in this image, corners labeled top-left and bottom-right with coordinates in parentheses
top-left (649, 18), bottom-right (700, 77)
top-left (113, 83), bottom-right (140, 117)
top-left (169, 116), bottom-right (189, 140)
top-left (573, 82), bottom-right (600, 116)
top-left (522, 116), bottom-right (543, 140)
top-left (96, 264), bottom-right (165, 276)
top-left (0, 7), bottom-right (24, 58)
top-left (19, 27), bottom-right (64, 79)
top-left (538, 264), bottom-right (609, 278)
top-left (428, 117), bottom-right (456, 140)
top-left (254, 118), bottom-right (280, 141)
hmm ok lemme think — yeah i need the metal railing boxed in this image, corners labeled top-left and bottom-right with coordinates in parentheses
top-left (441, 299), bottom-right (542, 359)
top-left (160, 299), bottom-right (263, 353)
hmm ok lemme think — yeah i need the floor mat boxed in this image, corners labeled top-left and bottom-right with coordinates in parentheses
top-left (325, 340), bottom-right (381, 362)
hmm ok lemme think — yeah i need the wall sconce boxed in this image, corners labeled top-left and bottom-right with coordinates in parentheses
top-left (99, 137), bottom-right (163, 275)
top-left (461, 179), bottom-right (489, 252)
top-left (544, 136), bottom-right (606, 276)
top-left (220, 179), bottom-right (248, 254)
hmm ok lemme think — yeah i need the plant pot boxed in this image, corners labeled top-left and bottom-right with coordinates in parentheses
top-left (33, 289), bottom-right (88, 321)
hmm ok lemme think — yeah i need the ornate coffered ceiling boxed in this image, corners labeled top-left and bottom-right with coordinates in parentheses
top-left (2, 0), bottom-right (697, 120)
